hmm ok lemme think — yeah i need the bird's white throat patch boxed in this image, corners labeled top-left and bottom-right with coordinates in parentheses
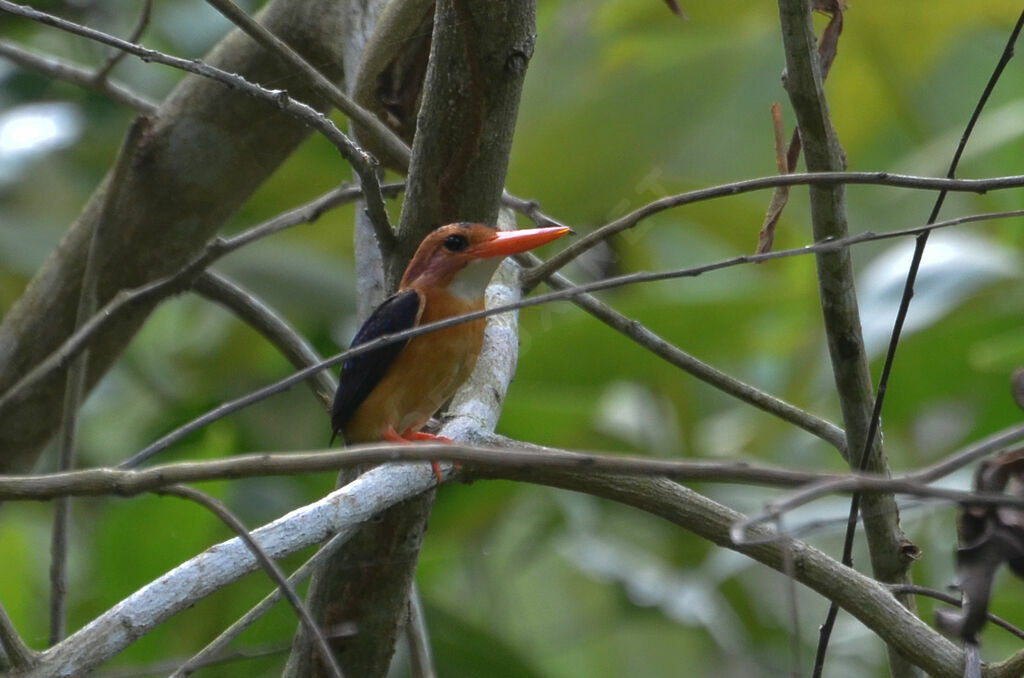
top-left (448, 258), bottom-right (504, 301)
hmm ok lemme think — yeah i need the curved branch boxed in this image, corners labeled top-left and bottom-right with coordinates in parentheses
top-left (523, 171), bottom-right (1024, 289)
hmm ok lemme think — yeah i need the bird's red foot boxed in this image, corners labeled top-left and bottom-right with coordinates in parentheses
top-left (383, 427), bottom-right (452, 483)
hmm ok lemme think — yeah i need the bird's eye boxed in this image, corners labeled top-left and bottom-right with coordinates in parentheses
top-left (443, 234), bottom-right (470, 252)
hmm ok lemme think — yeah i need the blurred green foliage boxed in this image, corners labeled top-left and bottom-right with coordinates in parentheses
top-left (1, 1), bottom-right (1023, 676)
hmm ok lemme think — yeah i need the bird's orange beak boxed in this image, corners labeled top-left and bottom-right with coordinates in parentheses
top-left (467, 226), bottom-right (573, 258)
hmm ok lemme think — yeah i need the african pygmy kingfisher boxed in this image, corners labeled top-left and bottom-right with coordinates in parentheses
top-left (331, 222), bottom-right (571, 477)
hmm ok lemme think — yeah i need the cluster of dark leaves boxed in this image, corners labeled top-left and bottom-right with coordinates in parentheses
top-left (938, 446), bottom-right (1024, 643)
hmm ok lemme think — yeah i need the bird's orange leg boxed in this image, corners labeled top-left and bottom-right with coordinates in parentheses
top-left (383, 427), bottom-right (450, 483)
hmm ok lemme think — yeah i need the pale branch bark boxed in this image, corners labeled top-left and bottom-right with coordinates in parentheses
top-left (347, 0), bottom-right (398, 317)
top-left (0, 0), bottom-right (354, 474)
top-left (171, 531), bottom-right (355, 678)
top-left (11, 463), bottom-right (436, 678)
top-left (777, 2), bottom-right (918, 676)
top-left (158, 485), bottom-right (344, 678)
top-left (0, 190), bottom-right (1014, 438)
top-left (523, 171), bottom-right (1024, 290)
top-left (192, 272), bottom-right (336, 409)
top-left (0, 39), bottom-right (157, 112)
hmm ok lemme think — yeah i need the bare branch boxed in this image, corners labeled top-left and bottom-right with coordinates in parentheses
top-left (5, 431), bottom-right (1024, 504)
top-left (0, 39), bottom-right (156, 112)
top-left (92, 0), bottom-right (152, 84)
top-left (159, 485), bottom-right (343, 678)
top-left (192, 272), bottom-right (335, 409)
top-left (15, 463), bottom-right (430, 678)
top-left (522, 170), bottom-right (1024, 290)
top-left (0, 601), bottom-right (36, 672)
top-left (51, 118), bottom-right (148, 644)
top-left (0, 181), bottom-right (403, 425)
top-left (202, 0), bottom-right (400, 249)
top-left (170, 531), bottom-right (355, 678)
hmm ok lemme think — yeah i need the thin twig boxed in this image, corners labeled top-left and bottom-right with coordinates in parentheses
top-left (202, 0), bottom-right (403, 249)
top-left (406, 585), bottom-right (436, 678)
top-left (888, 584), bottom-right (1024, 642)
top-left (92, 0), bottom-right (152, 84)
top-left (50, 118), bottom-right (147, 645)
top-left (192, 272), bottom-right (336, 408)
top-left (159, 484), bottom-right (344, 678)
top-left (203, 0), bottom-right (411, 174)
top-left (4, 433), bottom-right (1024, 506)
top-left (521, 170), bottom-right (1024, 290)
top-left (0, 39), bottom-right (157, 112)
top-left (170, 531), bottom-right (356, 678)
top-left (519, 251), bottom-right (846, 449)
top-left (0, 0), bottom-right (393, 248)
top-left (0, 600), bottom-right (36, 671)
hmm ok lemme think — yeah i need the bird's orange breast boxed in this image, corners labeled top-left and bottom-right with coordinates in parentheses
top-left (342, 290), bottom-right (486, 443)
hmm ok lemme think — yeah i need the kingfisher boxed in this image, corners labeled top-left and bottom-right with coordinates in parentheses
top-left (331, 222), bottom-right (571, 478)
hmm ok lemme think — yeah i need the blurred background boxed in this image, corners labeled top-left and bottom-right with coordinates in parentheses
top-left (1, 1), bottom-right (1023, 676)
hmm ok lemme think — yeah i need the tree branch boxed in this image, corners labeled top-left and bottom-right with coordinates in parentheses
top-left (159, 484), bottom-right (344, 678)
top-left (0, 0), bottom-right (357, 474)
top-left (522, 170), bottom-right (1024, 290)
top-left (192, 272), bottom-right (335, 409)
top-left (0, 38), bottom-right (157, 112)
top-left (777, 2), bottom-right (917, 676)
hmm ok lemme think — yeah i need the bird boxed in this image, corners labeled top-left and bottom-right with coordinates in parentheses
top-left (331, 222), bottom-right (571, 480)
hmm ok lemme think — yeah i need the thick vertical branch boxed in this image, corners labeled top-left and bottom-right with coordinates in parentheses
top-left (777, 2), bottom-right (919, 676)
top-left (0, 0), bottom-right (352, 474)
top-left (388, 0), bottom-right (536, 286)
top-left (287, 2), bottom-right (537, 676)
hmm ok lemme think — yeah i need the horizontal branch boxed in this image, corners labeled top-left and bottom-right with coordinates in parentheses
top-left (7, 441), bottom-right (992, 677)
top-left (732, 421), bottom-right (1024, 541)
top-left (3, 436), bottom-right (1024, 507)
top-left (524, 170), bottom-right (1024, 288)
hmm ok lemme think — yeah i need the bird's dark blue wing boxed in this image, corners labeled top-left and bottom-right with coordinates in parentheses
top-left (331, 289), bottom-right (423, 442)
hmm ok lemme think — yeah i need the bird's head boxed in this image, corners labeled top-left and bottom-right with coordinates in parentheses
top-left (399, 222), bottom-right (571, 299)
